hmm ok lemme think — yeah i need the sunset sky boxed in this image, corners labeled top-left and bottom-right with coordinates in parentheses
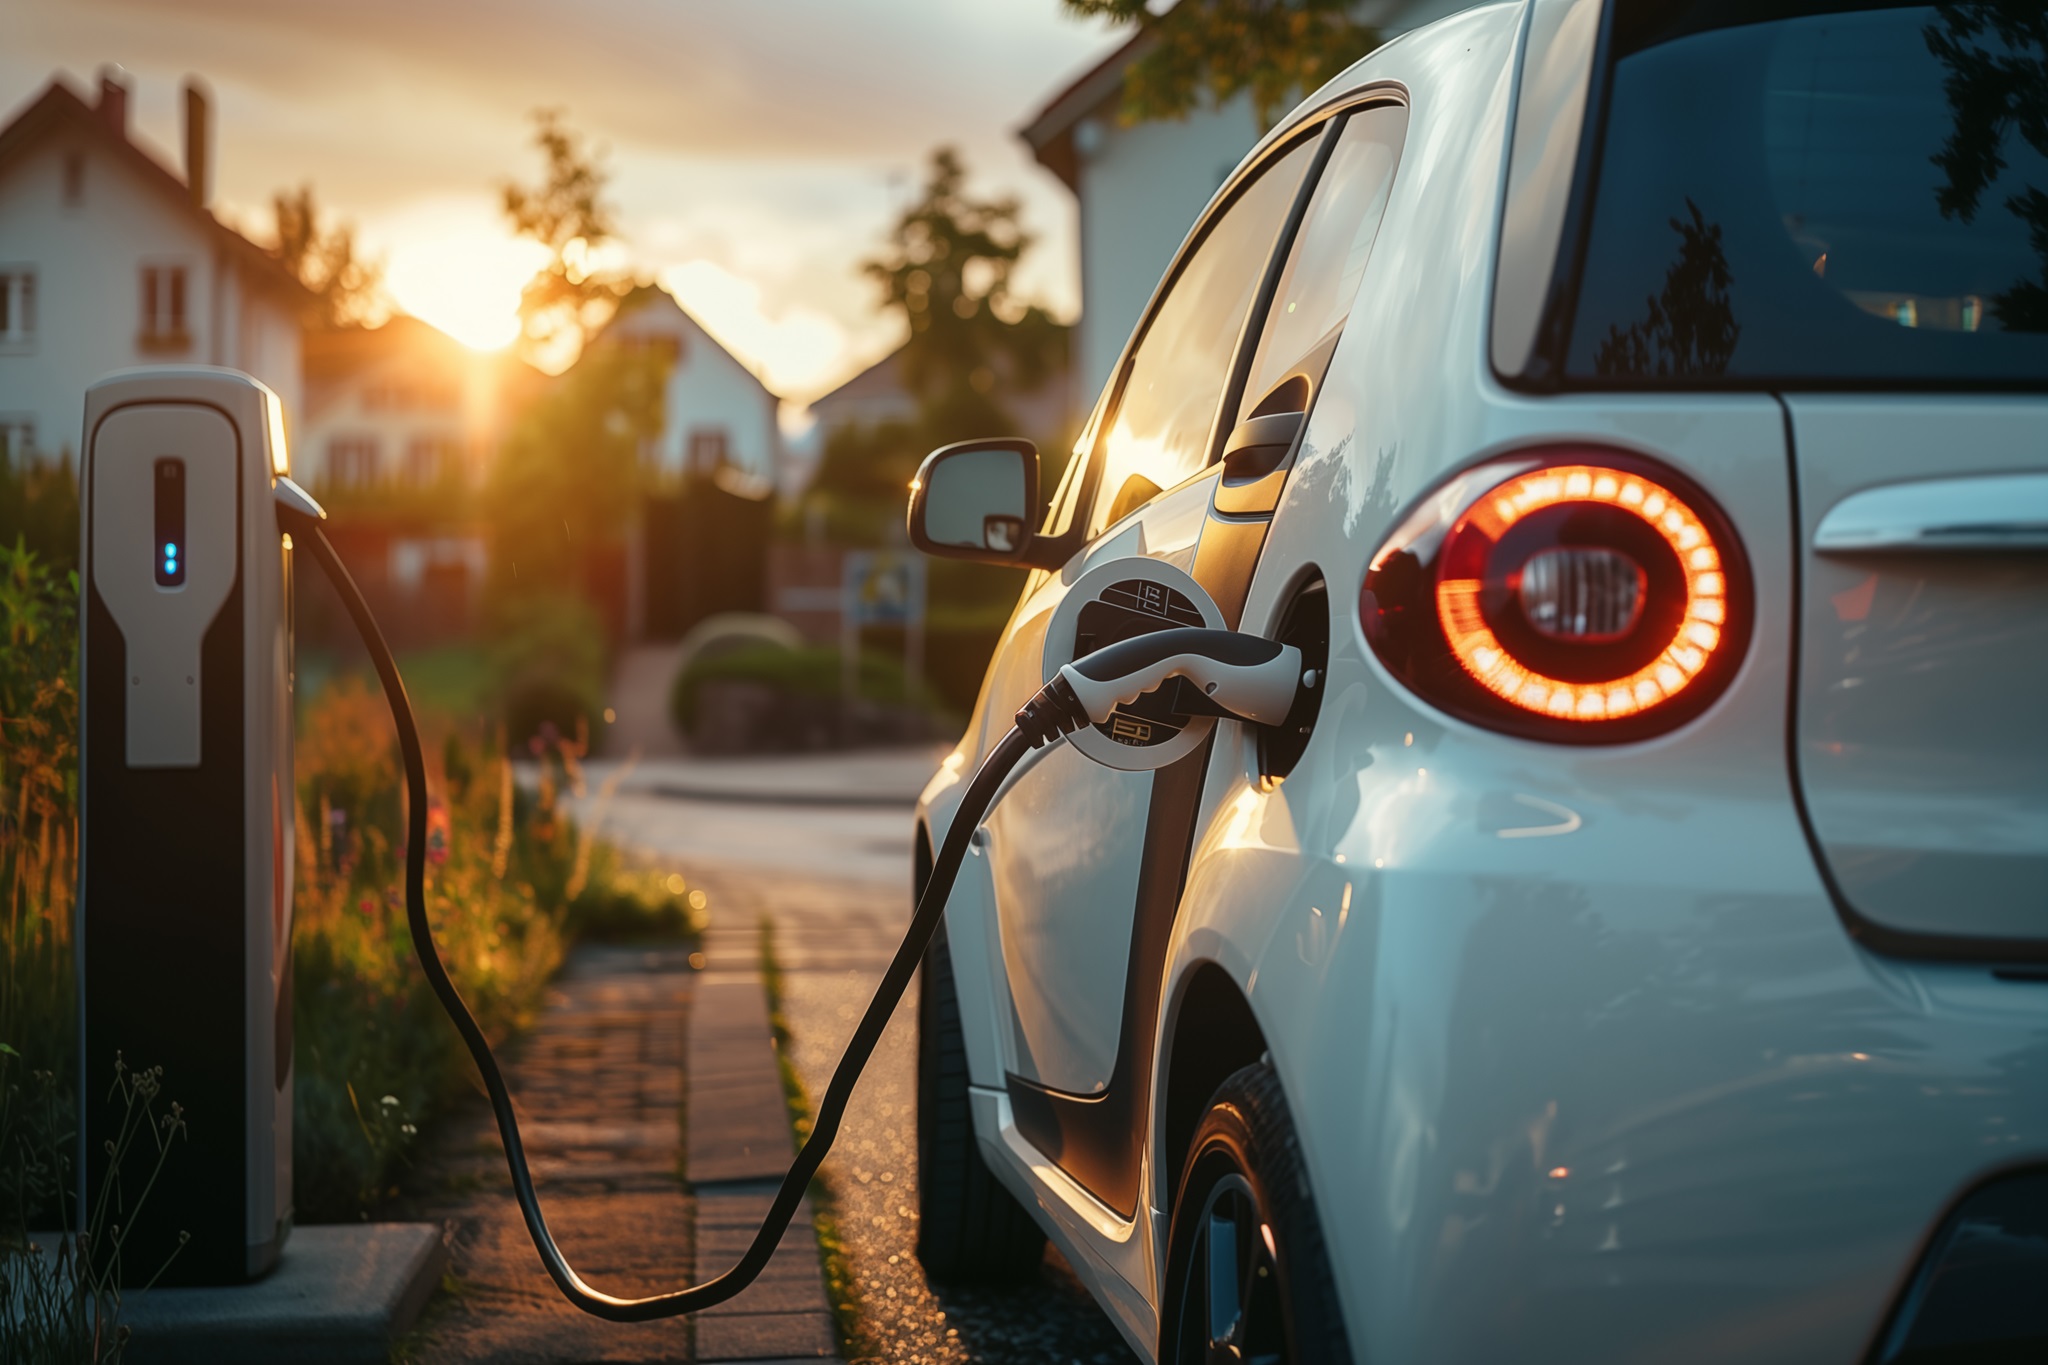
top-left (0, 0), bottom-right (1120, 407)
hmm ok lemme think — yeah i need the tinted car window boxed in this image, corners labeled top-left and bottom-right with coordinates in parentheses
top-left (1090, 137), bottom-right (1317, 534)
top-left (1239, 104), bottom-right (1407, 421)
top-left (1565, 4), bottom-right (2048, 386)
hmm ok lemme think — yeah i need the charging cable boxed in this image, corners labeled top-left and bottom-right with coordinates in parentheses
top-left (277, 483), bottom-right (1304, 1321)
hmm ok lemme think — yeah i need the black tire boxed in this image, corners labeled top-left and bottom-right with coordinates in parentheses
top-left (1163, 1061), bottom-right (1352, 1365)
top-left (915, 914), bottom-right (1047, 1281)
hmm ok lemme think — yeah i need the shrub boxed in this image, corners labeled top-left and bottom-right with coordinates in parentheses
top-left (668, 643), bottom-right (932, 736)
top-left (1, 539), bottom-right (80, 1235)
top-left (485, 591), bottom-right (609, 749)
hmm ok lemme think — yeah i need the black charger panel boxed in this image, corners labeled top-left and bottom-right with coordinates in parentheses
top-left (154, 457), bottom-right (185, 587)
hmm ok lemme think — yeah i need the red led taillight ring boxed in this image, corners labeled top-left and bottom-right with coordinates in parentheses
top-left (1359, 450), bottom-right (1750, 742)
top-left (1434, 465), bottom-right (1727, 722)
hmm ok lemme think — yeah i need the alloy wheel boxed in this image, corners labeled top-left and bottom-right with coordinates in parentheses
top-left (1173, 1171), bottom-right (1289, 1365)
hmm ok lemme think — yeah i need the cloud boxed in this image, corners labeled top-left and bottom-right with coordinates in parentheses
top-left (1, 0), bottom-right (1106, 395)
top-left (660, 259), bottom-right (867, 403)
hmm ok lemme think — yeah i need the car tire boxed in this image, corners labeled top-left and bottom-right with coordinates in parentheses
top-left (1163, 1060), bottom-right (1352, 1365)
top-left (915, 915), bottom-right (1047, 1282)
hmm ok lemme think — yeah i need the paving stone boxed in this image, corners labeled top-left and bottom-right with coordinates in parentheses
top-left (395, 949), bottom-right (699, 1364)
top-left (116, 1223), bottom-right (445, 1365)
top-left (686, 973), bottom-right (797, 1187)
top-left (692, 1310), bottom-right (836, 1361)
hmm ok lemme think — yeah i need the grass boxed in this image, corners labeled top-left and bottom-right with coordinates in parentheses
top-left (3, 533), bottom-right (702, 1245)
top-left (757, 915), bottom-right (875, 1362)
top-left (289, 676), bottom-right (704, 1220)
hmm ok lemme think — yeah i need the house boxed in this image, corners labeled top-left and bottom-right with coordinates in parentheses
top-left (600, 284), bottom-right (784, 498)
top-left (806, 347), bottom-right (918, 435)
top-left (289, 315), bottom-right (547, 650)
top-left (0, 68), bottom-right (308, 468)
top-left (1018, 0), bottom-right (1465, 400)
top-left (807, 344), bottom-right (1075, 449)
top-left (586, 285), bottom-right (785, 640)
top-left (298, 314), bottom-right (544, 493)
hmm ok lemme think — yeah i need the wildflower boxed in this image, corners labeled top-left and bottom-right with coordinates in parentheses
top-left (426, 796), bottom-right (451, 865)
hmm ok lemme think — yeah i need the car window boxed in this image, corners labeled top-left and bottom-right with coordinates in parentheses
top-left (1563, 3), bottom-right (2048, 387)
top-left (1088, 136), bottom-right (1319, 536)
top-left (1237, 104), bottom-right (1407, 423)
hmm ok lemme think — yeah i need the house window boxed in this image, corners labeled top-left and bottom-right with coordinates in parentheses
top-left (139, 264), bottom-right (191, 350)
top-left (0, 417), bottom-right (35, 463)
top-left (365, 381), bottom-right (458, 413)
top-left (686, 427), bottom-right (729, 475)
top-left (0, 269), bottom-right (36, 348)
top-left (403, 436), bottom-right (463, 485)
top-left (62, 153), bottom-right (84, 207)
top-left (326, 436), bottom-right (381, 489)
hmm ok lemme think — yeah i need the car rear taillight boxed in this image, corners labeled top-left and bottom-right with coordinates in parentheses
top-left (1360, 451), bottom-right (1751, 742)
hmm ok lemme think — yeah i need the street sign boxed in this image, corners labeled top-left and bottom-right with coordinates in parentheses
top-left (841, 550), bottom-right (926, 702)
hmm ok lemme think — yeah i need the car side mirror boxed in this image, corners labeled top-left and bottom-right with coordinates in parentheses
top-left (907, 438), bottom-right (1040, 566)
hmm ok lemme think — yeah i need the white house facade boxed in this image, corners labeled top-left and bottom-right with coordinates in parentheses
top-left (1018, 0), bottom-right (1466, 401)
top-left (297, 314), bottom-right (542, 494)
top-left (807, 343), bottom-right (1076, 450)
top-left (0, 70), bottom-right (306, 469)
top-left (600, 285), bottom-right (784, 498)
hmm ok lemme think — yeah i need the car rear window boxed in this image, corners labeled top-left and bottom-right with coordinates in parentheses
top-left (1563, 2), bottom-right (2048, 387)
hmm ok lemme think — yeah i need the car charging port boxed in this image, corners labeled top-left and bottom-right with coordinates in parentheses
top-left (1259, 577), bottom-right (1328, 782)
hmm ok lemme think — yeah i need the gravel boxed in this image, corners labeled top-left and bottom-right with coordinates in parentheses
top-left (759, 873), bottom-right (1143, 1365)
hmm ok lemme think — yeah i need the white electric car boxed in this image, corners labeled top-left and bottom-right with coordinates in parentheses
top-left (908, 2), bottom-right (2048, 1361)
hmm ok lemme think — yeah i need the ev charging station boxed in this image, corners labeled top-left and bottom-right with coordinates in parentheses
top-left (72, 366), bottom-right (1305, 1310)
top-left (79, 368), bottom-right (297, 1284)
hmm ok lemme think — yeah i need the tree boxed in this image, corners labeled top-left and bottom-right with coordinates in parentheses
top-left (1925, 1), bottom-right (2048, 330)
top-left (1594, 199), bottom-right (1741, 379)
top-left (482, 341), bottom-right (665, 599)
top-left (1063, 0), bottom-right (1381, 129)
top-left (502, 109), bottom-right (629, 364)
top-left (272, 185), bottom-right (386, 329)
top-left (861, 146), bottom-right (1068, 441)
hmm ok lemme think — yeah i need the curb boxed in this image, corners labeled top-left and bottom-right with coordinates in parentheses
top-left (686, 920), bottom-right (839, 1362)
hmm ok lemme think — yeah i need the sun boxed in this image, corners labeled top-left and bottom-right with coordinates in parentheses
top-left (379, 211), bottom-right (550, 352)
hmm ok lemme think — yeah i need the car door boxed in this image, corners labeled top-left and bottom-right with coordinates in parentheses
top-left (1773, 10), bottom-right (2048, 953)
top-left (981, 99), bottom-right (1409, 1216)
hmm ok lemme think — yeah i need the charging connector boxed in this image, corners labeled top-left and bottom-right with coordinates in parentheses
top-left (1014, 627), bottom-right (1305, 748)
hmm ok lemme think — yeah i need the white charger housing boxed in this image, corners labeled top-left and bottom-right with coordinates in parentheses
top-left (78, 367), bottom-right (296, 1283)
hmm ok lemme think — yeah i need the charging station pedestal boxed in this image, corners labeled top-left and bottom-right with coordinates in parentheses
top-left (80, 368), bottom-right (296, 1284)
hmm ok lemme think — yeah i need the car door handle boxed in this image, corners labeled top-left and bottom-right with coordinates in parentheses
top-left (1814, 472), bottom-right (2048, 554)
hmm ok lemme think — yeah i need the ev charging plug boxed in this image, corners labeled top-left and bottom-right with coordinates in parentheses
top-left (1015, 626), bottom-right (1306, 748)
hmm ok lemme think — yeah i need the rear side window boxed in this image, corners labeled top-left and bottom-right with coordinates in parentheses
top-left (1237, 104), bottom-right (1408, 422)
top-left (1562, 4), bottom-right (2048, 387)
top-left (1089, 137), bottom-right (1318, 535)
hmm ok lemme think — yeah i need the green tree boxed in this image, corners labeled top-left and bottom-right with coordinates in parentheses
top-left (503, 110), bottom-right (629, 363)
top-left (483, 341), bottom-right (665, 598)
top-left (1064, 0), bottom-right (1381, 129)
top-left (272, 185), bottom-right (387, 329)
top-left (862, 146), bottom-right (1069, 442)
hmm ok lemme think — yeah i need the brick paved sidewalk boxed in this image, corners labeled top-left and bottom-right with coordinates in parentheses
top-left (396, 903), bottom-right (837, 1363)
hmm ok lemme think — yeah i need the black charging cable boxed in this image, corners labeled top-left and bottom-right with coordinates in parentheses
top-left (288, 509), bottom-right (1063, 1320)
top-left (285, 492), bottom-right (1304, 1319)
